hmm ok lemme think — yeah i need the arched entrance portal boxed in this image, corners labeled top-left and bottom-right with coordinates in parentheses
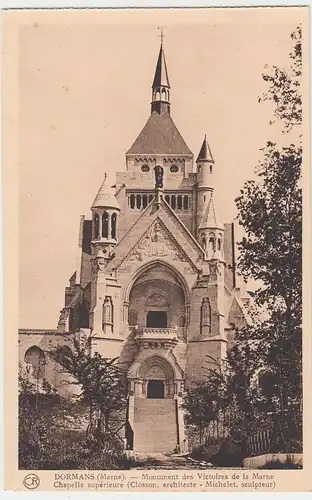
top-left (140, 355), bottom-right (175, 399)
top-left (127, 262), bottom-right (187, 340)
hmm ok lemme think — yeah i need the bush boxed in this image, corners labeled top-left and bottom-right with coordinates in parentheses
top-left (191, 444), bottom-right (218, 462)
top-left (211, 440), bottom-right (244, 467)
top-left (19, 429), bottom-right (127, 470)
top-left (18, 390), bottom-right (128, 470)
top-left (259, 457), bottom-right (303, 469)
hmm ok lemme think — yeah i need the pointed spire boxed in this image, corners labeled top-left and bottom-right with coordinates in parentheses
top-left (91, 173), bottom-right (120, 210)
top-left (152, 42), bottom-right (170, 89)
top-left (151, 37), bottom-right (171, 115)
top-left (199, 192), bottom-right (224, 230)
top-left (196, 135), bottom-right (214, 163)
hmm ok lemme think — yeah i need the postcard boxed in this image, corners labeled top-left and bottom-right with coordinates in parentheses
top-left (2, 6), bottom-right (311, 492)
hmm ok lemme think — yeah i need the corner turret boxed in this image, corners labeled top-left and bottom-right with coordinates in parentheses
top-left (91, 173), bottom-right (120, 248)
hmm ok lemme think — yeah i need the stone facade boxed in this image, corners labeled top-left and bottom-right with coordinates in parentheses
top-left (19, 40), bottom-right (250, 453)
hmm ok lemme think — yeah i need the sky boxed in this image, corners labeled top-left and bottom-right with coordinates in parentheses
top-left (17, 8), bottom-right (304, 328)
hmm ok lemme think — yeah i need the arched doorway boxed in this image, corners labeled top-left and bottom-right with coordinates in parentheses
top-left (147, 311), bottom-right (167, 328)
top-left (139, 355), bottom-right (175, 399)
top-left (147, 380), bottom-right (165, 399)
top-left (24, 345), bottom-right (46, 379)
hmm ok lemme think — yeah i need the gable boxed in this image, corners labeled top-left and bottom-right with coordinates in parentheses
top-left (226, 295), bottom-right (252, 330)
top-left (106, 200), bottom-right (203, 274)
top-left (126, 219), bottom-right (194, 267)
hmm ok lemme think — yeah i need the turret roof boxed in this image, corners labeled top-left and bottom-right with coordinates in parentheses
top-left (196, 135), bottom-right (214, 163)
top-left (91, 174), bottom-right (120, 210)
top-left (199, 192), bottom-right (224, 230)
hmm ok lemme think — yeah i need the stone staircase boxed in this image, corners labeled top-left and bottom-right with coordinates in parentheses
top-left (133, 398), bottom-right (178, 453)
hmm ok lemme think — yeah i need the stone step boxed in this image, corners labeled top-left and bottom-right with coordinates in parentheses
top-left (133, 398), bottom-right (178, 453)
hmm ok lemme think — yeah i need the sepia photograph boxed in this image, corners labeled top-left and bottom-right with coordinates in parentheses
top-left (2, 5), bottom-right (310, 492)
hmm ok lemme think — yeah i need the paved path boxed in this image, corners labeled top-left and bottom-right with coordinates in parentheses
top-left (129, 452), bottom-right (212, 470)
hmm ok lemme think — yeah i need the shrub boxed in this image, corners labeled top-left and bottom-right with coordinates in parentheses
top-left (211, 439), bottom-right (244, 467)
top-left (191, 444), bottom-right (218, 462)
top-left (259, 457), bottom-right (303, 469)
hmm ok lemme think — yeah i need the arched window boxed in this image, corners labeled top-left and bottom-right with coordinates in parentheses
top-left (102, 212), bottom-right (109, 238)
top-left (209, 236), bottom-right (215, 253)
top-left (177, 195), bottom-right (182, 210)
top-left (165, 195), bottom-right (170, 204)
top-left (156, 90), bottom-right (161, 101)
top-left (130, 194), bottom-right (135, 209)
top-left (128, 310), bottom-right (137, 326)
top-left (202, 236), bottom-right (207, 251)
top-left (171, 195), bottom-right (176, 210)
top-left (183, 196), bottom-right (189, 210)
top-left (136, 194), bottom-right (141, 209)
top-left (93, 213), bottom-right (99, 239)
top-left (149, 195), bottom-right (153, 204)
top-left (80, 303), bottom-right (89, 328)
top-left (142, 195), bottom-right (148, 209)
top-left (24, 346), bottom-right (46, 379)
top-left (111, 213), bottom-right (117, 240)
top-left (201, 297), bottom-right (211, 330)
top-left (161, 88), bottom-right (167, 101)
top-left (217, 237), bottom-right (221, 251)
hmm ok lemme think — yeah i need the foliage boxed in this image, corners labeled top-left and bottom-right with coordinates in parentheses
top-left (48, 334), bottom-right (127, 433)
top-left (212, 440), bottom-right (244, 467)
top-left (259, 25), bottom-right (302, 131)
top-left (258, 457), bottom-right (303, 469)
top-left (184, 26), bottom-right (303, 457)
top-left (232, 24), bottom-right (303, 449)
top-left (190, 439), bottom-right (243, 467)
top-left (18, 366), bottom-right (126, 470)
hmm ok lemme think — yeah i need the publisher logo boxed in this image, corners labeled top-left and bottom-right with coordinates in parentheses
top-left (23, 474), bottom-right (40, 489)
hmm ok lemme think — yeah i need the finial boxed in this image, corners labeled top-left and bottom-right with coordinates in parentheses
top-left (104, 172), bottom-right (107, 181)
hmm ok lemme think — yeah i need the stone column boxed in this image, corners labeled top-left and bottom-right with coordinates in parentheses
top-left (176, 396), bottom-right (187, 453)
top-left (123, 301), bottom-right (130, 323)
top-left (136, 379), bottom-right (144, 397)
top-left (107, 211), bottom-right (112, 240)
top-left (127, 395), bottom-right (135, 450)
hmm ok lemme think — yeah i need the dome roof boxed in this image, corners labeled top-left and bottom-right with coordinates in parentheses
top-left (91, 174), bottom-right (120, 210)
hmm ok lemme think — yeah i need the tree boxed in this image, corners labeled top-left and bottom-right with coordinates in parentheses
top-left (259, 25), bottom-right (302, 131)
top-left (231, 25), bottom-right (303, 451)
top-left (48, 334), bottom-right (127, 437)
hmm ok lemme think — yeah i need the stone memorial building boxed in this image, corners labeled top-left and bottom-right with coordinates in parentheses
top-left (19, 40), bottom-right (250, 453)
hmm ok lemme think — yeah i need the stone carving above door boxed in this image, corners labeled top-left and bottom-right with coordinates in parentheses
top-left (126, 220), bottom-right (187, 263)
top-left (146, 292), bottom-right (168, 307)
top-left (145, 365), bottom-right (166, 380)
